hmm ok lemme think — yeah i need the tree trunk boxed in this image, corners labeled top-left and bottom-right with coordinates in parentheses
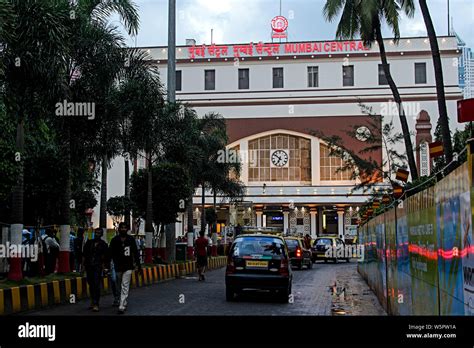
top-left (58, 125), bottom-right (71, 273)
top-left (186, 193), bottom-right (194, 259)
top-left (145, 155), bottom-right (153, 263)
top-left (99, 154), bottom-right (108, 229)
top-left (375, 21), bottom-right (419, 180)
top-left (200, 182), bottom-right (206, 233)
top-left (9, 117), bottom-right (24, 281)
top-left (165, 223), bottom-right (175, 263)
top-left (211, 189), bottom-right (218, 256)
top-left (124, 157), bottom-right (131, 228)
top-left (187, 193), bottom-right (194, 234)
top-left (419, 0), bottom-right (453, 163)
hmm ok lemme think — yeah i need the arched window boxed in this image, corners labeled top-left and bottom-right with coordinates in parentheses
top-left (248, 134), bottom-right (311, 182)
top-left (320, 143), bottom-right (352, 181)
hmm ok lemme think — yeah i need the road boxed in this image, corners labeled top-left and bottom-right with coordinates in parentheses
top-left (26, 262), bottom-right (385, 316)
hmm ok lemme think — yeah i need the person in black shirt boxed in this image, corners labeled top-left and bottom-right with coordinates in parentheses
top-left (73, 228), bottom-right (85, 273)
top-left (109, 222), bottom-right (141, 314)
top-left (83, 228), bottom-right (109, 312)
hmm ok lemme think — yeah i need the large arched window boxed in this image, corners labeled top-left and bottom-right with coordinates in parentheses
top-left (320, 143), bottom-right (352, 181)
top-left (248, 134), bottom-right (311, 182)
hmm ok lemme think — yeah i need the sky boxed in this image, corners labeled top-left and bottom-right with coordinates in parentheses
top-left (110, 0), bottom-right (474, 49)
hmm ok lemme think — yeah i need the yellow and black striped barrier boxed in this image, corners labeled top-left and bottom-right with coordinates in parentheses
top-left (0, 256), bottom-right (226, 315)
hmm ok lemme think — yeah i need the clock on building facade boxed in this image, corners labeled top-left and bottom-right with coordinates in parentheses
top-left (271, 149), bottom-right (289, 167)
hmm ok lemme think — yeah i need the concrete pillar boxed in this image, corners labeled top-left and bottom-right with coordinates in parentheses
top-left (57, 225), bottom-right (70, 273)
top-left (318, 207), bottom-right (323, 235)
top-left (176, 213), bottom-right (183, 237)
top-left (8, 224), bottom-right (23, 280)
top-left (311, 138), bottom-right (320, 186)
top-left (187, 231), bottom-right (194, 260)
top-left (310, 210), bottom-right (317, 239)
top-left (211, 232), bottom-right (218, 256)
top-left (240, 140), bottom-right (249, 183)
top-left (283, 211), bottom-right (289, 235)
top-left (337, 210), bottom-right (345, 240)
top-left (262, 214), bottom-right (267, 227)
top-left (256, 211), bottom-right (263, 228)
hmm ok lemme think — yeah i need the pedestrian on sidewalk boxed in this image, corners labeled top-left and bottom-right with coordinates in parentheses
top-left (109, 222), bottom-right (141, 314)
top-left (73, 228), bottom-right (85, 273)
top-left (42, 228), bottom-right (59, 275)
top-left (82, 228), bottom-right (109, 312)
top-left (195, 230), bottom-right (208, 281)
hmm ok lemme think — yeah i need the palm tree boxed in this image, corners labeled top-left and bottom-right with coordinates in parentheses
top-left (51, 0), bottom-right (139, 272)
top-left (418, 0), bottom-right (453, 163)
top-left (124, 58), bottom-right (163, 262)
top-left (324, 0), bottom-right (419, 180)
top-left (2, 0), bottom-right (70, 280)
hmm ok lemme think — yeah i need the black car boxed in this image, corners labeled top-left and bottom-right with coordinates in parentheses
top-left (225, 234), bottom-right (292, 302)
top-left (284, 237), bottom-right (312, 270)
top-left (311, 236), bottom-right (350, 263)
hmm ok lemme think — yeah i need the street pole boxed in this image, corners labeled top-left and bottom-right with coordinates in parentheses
top-left (167, 0), bottom-right (176, 104)
top-left (166, 0), bottom-right (177, 262)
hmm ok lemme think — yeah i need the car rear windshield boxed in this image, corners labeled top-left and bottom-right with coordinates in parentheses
top-left (315, 238), bottom-right (332, 246)
top-left (285, 239), bottom-right (300, 250)
top-left (231, 237), bottom-right (286, 259)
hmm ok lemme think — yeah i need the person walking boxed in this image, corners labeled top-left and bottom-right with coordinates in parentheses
top-left (195, 230), bottom-right (209, 281)
top-left (42, 228), bottom-right (59, 275)
top-left (82, 228), bottom-right (109, 312)
top-left (109, 222), bottom-right (141, 314)
top-left (73, 228), bottom-right (85, 273)
top-left (303, 234), bottom-right (312, 250)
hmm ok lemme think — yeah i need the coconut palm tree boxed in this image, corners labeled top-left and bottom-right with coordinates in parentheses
top-left (324, 0), bottom-right (419, 180)
top-left (418, 0), bottom-right (453, 163)
top-left (2, 0), bottom-right (71, 280)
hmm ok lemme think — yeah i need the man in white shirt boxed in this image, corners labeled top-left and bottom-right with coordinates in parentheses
top-left (42, 228), bottom-right (59, 274)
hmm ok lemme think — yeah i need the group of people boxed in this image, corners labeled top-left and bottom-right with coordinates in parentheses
top-left (82, 222), bottom-right (142, 313)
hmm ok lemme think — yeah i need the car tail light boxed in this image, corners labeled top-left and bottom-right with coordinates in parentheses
top-left (296, 248), bottom-right (302, 258)
top-left (226, 257), bottom-right (235, 275)
top-left (279, 258), bottom-right (289, 276)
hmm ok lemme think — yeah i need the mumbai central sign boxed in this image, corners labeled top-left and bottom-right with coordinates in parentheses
top-left (187, 41), bottom-right (370, 59)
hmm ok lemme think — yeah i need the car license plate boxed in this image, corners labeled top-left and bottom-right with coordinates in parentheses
top-left (245, 260), bottom-right (268, 269)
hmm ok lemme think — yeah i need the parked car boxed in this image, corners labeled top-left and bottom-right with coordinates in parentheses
top-left (311, 236), bottom-right (350, 263)
top-left (225, 234), bottom-right (292, 302)
top-left (284, 237), bottom-right (312, 270)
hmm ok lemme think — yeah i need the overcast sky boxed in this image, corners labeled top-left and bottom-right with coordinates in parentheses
top-left (110, 0), bottom-right (474, 49)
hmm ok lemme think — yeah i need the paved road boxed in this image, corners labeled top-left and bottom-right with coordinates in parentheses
top-left (27, 262), bottom-right (385, 316)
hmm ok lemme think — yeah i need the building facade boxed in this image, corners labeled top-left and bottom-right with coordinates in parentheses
top-left (456, 30), bottom-right (474, 99)
top-left (101, 36), bottom-right (462, 240)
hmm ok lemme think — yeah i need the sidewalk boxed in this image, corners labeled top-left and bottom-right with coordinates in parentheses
top-left (0, 256), bottom-right (227, 315)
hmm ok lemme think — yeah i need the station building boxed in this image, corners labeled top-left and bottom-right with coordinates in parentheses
top-left (104, 35), bottom-right (462, 240)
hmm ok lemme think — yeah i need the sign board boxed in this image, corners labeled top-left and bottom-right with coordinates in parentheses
top-left (271, 16), bottom-right (288, 39)
top-left (344, 225), bottom-right (358, 236)
top-left (458, 98), bottom-right (474, 123)
top-left (186, 40), bottom-right (370, 59)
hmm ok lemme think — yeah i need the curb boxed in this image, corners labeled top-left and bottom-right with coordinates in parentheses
top-left (1, 256), bottom-right (227, 315)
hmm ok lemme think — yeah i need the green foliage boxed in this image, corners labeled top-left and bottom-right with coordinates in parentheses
top-left (130, 162), bottom-right (193, 226)
top-left (311, 101), bottom-right (407, 193)
top-left (106, 195), bottom-right (135, 227)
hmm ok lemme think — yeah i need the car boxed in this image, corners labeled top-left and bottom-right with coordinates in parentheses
top-left (284, 237), bottom-right (312, 270)
top-left (311, 236), bottom-right (350, 263)
top-left (225, 234), bottom-right (292, 302)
